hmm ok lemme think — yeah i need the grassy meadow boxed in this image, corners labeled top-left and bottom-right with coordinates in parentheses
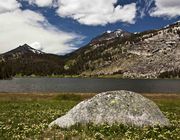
top-left (0, 93), bottom-right (179, 140)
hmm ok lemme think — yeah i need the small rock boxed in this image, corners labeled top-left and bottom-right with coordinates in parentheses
top-left (49, 90), bottom-right (170, 128)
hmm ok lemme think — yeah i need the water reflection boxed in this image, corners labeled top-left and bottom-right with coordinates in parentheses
top-left (0, 78), bottom-right (180, 93)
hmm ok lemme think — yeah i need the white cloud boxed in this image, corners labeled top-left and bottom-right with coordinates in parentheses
top-left (137, 0), bottom-right (154, 18)
top-left (0, 9), bottom-right (83, 55)
top-left (56, 0), bottom-right (136, 26)
top-left (150, 0), bottom-right (180, 18)
top-left (28, 0), bottom-right (54, 7)
top-left (30, 42), bottom-right (43, 50)
top-left (0, 0), bottom-right (20, 13)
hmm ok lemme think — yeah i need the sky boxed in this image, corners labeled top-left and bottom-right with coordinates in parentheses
top-left (0, 0), bottom-right (180, 55)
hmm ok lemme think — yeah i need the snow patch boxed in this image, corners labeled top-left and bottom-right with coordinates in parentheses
top-left (106, 30), bottom-right (112, 34)
top-left (114, 29), bottom-right (123, 34)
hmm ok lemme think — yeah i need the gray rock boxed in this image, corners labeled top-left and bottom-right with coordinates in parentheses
top-left (66, 22), bottom-right (180, 78)
top-left (49, 91), bottom-right (170, 128)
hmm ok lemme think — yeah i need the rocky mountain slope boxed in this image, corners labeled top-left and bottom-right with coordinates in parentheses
top-left (3, 44), bottom-right (44, 56)
top-left (65, 21), bottom-right (180, 78)
top-left (0, 21), bottom-right (180, 78)
top-left (91, 29), bottom-right (131, 44)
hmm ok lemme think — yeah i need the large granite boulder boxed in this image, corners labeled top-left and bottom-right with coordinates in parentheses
top-left (49, 91), bottom-right (170, 128)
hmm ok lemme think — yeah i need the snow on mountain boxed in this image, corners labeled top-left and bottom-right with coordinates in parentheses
top-left (106, 30), bottom-right (112, 34)
top-left (1, 44), bottom-right (45, 60)
top-left (27, 46), bottom-right (44, 54)
top-left (91, 29), bottom-right (131, 44)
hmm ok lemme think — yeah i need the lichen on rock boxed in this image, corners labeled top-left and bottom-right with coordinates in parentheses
top-left (49, 90), bottom-right (170, 128)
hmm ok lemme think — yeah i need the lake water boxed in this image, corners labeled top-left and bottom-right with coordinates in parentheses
top-left (0, 78), bottom-right (180, 93)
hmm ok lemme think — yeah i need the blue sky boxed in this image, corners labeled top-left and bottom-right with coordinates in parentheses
top-left (0, 0), bottom-right (180, 55)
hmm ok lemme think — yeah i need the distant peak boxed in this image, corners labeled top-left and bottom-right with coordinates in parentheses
top-left (114, 29), bottom-right (123, 35)
top-left (115, 29), bottom-right (123, 32)
top-left (29, 46), bottom-right (44, 54)
top-left (91, 28), bottom-right (131, 44)
top-left (19, 44), bottom-right (35, 50)
top-left (6, 44), bottom-right (45, 54)
top-left (21, 44), bottom-right (31, 48)
top-left (23, 43), bottom-right (29, 46)
top-left (105, 29), bottom-right (124, 34)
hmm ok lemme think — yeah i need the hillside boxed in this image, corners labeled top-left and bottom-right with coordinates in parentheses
top-left (0, 44), bottom-right (65, 77)
top-left (0, 22), bottom-right (180, 79)
top-left (65, 22), bottom-right (180, 78)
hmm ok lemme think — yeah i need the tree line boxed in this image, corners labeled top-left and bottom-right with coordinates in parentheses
top-left (0, 62), bottom-right (13, 79)
top-left (0, 53), bottom-right (66, 79)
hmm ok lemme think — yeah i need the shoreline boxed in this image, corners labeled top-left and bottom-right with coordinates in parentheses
top-left (0, 92), bottom-right (179, 100)
top-left (13, 74), bottom-right (180, 79)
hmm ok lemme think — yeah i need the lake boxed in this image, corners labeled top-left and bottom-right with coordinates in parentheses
top-left (0, 78), bottom-right (180, 93)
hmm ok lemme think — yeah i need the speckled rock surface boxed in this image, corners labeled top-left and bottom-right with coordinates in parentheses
top-left (49, 91), bottom-right (170, 128)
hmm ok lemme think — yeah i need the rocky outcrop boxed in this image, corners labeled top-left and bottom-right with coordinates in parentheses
top-left (49, 91), bottom-right (170, 128)
top-left (1, 22), bottom-right (179, 78)
top-left (65, 21), bottom-right (180, 78)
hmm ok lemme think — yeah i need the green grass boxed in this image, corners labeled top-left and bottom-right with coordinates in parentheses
top-left (14, 74), bottom-right (82, 78)
top-left (0, 93), bottom-right (179, 140)
top-left (95, 74), bottom-right (124, 79)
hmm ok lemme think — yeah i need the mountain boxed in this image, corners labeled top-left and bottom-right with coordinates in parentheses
top-left (65, 21), bottom-right (180, 78)
top-left (0, 44), bottom-right (65, 77)
top-left (91, 29), bottom-right (131, 44)
top-left (1, 44), bottom-right (44, 60)
top-left (0, 21), bottom-right (180, 79)
top-left (4, 44), bottom-right (44, 55)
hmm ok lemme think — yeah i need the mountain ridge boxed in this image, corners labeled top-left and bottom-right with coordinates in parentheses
top-left (1, 44), bottom-right (45, 61)
top-left (90, 29), bottom-right (131, 45)
top-left (0, 44), bottom-right (65, 78)
top-left (64, 21), bottom-right (180, 78)
top-left (0, 21), bottom-right (180, 79)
